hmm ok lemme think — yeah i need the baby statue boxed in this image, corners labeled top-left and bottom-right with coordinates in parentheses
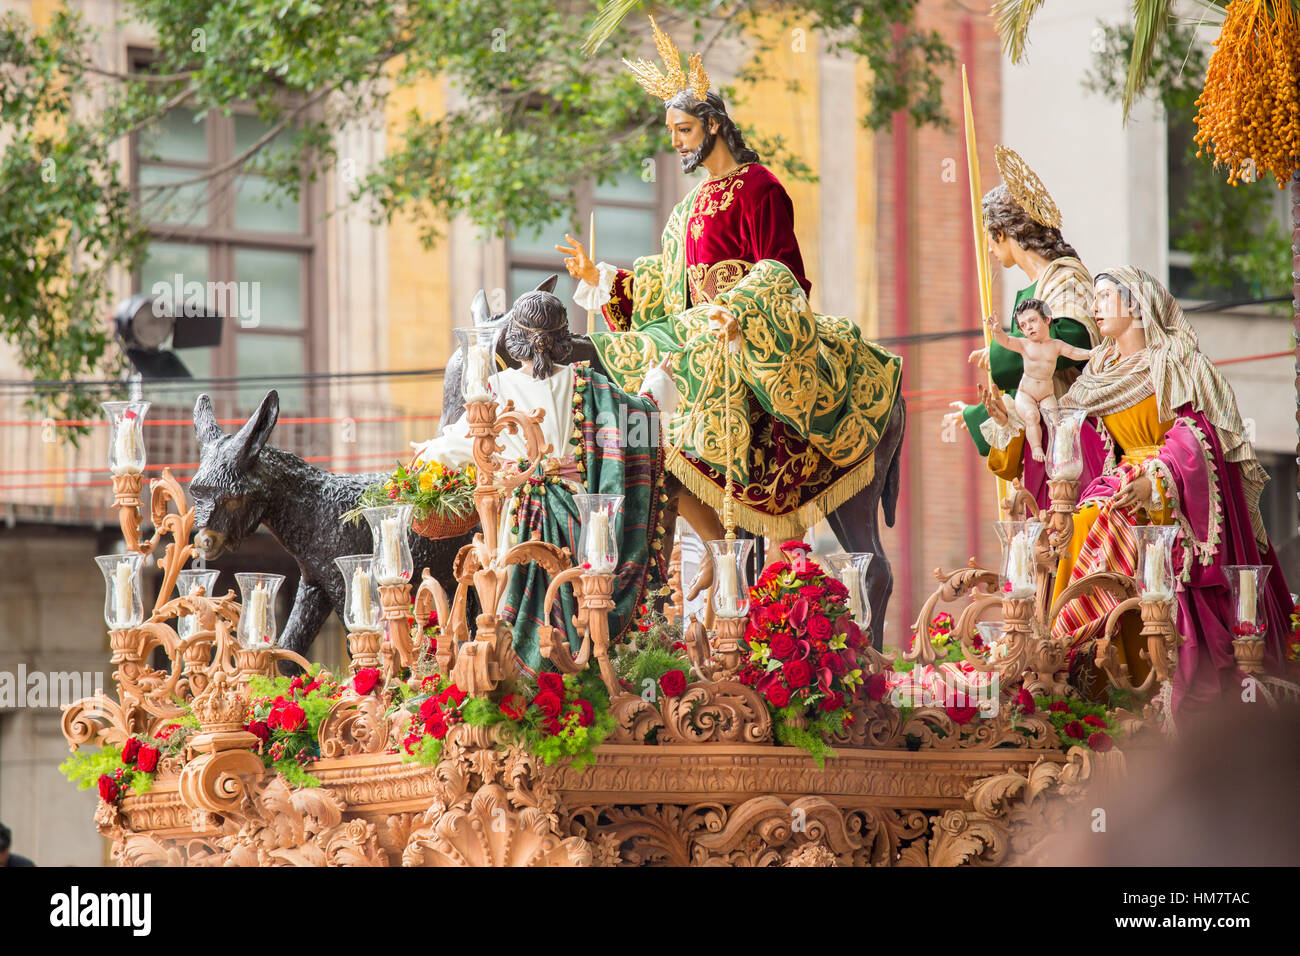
top-left (983, 298), bottom-right (1094, 462)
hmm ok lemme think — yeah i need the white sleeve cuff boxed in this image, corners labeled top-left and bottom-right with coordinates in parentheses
top-left (640, 366), bottom-right (680, 419)
top-left (573, 261), bottom-right (619, 312)
top-left (978, 395), bottom-right (1026, 451)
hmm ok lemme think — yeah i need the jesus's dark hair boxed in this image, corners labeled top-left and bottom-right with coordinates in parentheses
top-left (663, 90), bottom-right (760, 166)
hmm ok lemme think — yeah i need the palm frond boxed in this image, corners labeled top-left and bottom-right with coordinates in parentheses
top-left (1123, 0), bottom-right (1174, 120)
top-left (582, 0), bottom-right (644, 57)
top-left (992, 0), bottom-right (1049, 63)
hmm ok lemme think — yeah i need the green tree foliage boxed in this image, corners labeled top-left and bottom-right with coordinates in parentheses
top-left (0, 1), bottom-right (954, 430)
top-left (1084, 20), bottom-right (1290, 302)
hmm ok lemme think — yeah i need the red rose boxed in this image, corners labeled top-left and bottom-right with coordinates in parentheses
top-left (122, 737), bottom-right (141, 764)
top-left (352, 668), bottom-right (381, 695)
top-left (425, 715), bottom-right (448, 739)
top-left (1049, 701), bottom-right (1070, 713)
top-left (946, 705), bottom-right (979, 724)
top-left (783, 659), bottom-right (812, 689)
top-left (97, 774), bottom-right (119, 803)
top-left (500, 693), bottom-right (527, 721)
top-left (820, 650), bottom-right (847, 677)
top-left (799, 585), bottom-right (827, 601)
top-left (426, 609), bottom-right (439, 627)
top-left (439, 684), bottom-right (467, 708)
top-left (1064, 720), bottom-right (1086, 739)
top-left (845, 622), bottom-right (865, 649)
top-left (769, 634), bottom-right (798, 661)
top-left (823, 577), bottom-right (848, 599)
top-left (1013, 689), bottom-right (1035, 714)
top-left (542, 717), bottom-right (563, 736)
top-left (136, 745), bottom-right (159, 773)
top-left (278, 702), bottom-right (307, 732)
top-left (1083, 714), bottom-right (1107, 729)
top-left (765, 683), bottom-right (791, 708)
top-left (659, 670), bottom-right (687, 697)
top-left (780, 539), bottom-right (811, 554)
top-left (537, 672), bottom-right (565, 696)
top-left (1088, 731), bottom-right (1114, 752)
top-left (266, 707), bottom-right (281, 730)
top-left (807, 614), bottom-right (833, 642)
top-left (419, 696), bottom-right (441, 721)
top-left (245, 721), bottom-right (270, 745)
top-left (533, 691), bottom-right (563, 718)
top-left (819, 690), bottom-right (845, 712)
top-left (574, 698), bottom-right (595, 727)
top-left (867, 672), bottom-right (889, 702)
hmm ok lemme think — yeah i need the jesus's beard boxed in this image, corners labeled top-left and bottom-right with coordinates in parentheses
top-left (680, 130), bottom-right (718, 174)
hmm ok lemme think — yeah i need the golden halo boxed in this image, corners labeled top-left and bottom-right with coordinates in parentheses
top-left (994, 144), bottom-right (1061, 230)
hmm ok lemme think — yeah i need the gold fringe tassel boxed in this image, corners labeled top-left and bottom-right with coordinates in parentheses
top-left (666, 450), bottom-right (877, 542)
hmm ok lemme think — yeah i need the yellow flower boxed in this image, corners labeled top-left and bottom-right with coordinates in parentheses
top-left (419, 471), bottom-right (434, 492)
top-left (429, 460), bottom-right (444, 477)
top-left (466, 465), bottom-right (477, 480)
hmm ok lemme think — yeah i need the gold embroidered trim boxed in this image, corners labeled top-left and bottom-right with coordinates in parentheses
top-left (688, 166), bottom-right (750, 241)
top-left (686, 259), bottom-right (752, 305)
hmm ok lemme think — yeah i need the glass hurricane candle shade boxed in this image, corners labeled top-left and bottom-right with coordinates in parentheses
top-left (975, 621), bottom-right (1006, 659)
top-left (234, 572), bottom-right (285, 648)
top-left (102, 400), bottom-right (150, 476)
top-left (335, 554), bottom-right (382, 632)
top-left (175, 568), bottom-right (220, 639)
top-left (574, 493), bottom-right (623, 574)
top-left (95, 552), bottom-right (147, 630)
top-left (1042, 406), bottom-right (1087, 481)
top-left (708, 538), bottom-right (753, 619)
top-left (362, 504), bottom-right (415, 586)
top-left (994, 520), bottom-right (1043, 600)
top-left (1225, 564), bottom-right (1271, 638)
top-left (1133, 525), bottom-right (1179, 603)
top-left (454, 327), bottom-right (499, 403)
top-left (824, 552), bottom-right (873, 627)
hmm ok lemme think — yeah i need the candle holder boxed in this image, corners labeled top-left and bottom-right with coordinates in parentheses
top-left (336, 554), bottom-right (383, 673)
top-left (975, 621), bottom-right (1005, 661)
top-left (574, 493), bottom-right (622, 574)
top-left (175, 568), bottom-right (220, 640)
top-left (104, 400), bottom-right (151, 552)
top-left (234, 572), bottom-right (284, 649)
top-left (1043, 406), bottom-right (1086, 482)
top-left (1134, 525), bottom-right (1179, 604)
top-left (1227, 564), bottom-right (1271, 675)
top-left (363, 504), bottom-right (415, 586)
top-left (95, 551), bottom-right (147, 631)
top-left (707, 538), bottom-right (753, 680)
top-left (995, 520), bottom-right (1043, 600)
top-left (824, 552), bottom-right (873, 629)
top-left (455, 327), bottom-right (499, 404)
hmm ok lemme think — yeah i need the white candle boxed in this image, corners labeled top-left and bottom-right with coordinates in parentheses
top-left (1143, 542), bottom-right (1172, 601)
top-left (716, 555), bottom-right (739, 616)
top-left (586, 510), bottom-right (612, 571)
top-left (1008, 531), bottom-right (1033, 596)
top-left (350, 566), bottom-right (373, 627)
top-left (246, 581), bottom-right (269, 646)
top-left (381, 515), bottom-right (402, 583)
top-left (464, 344), bottom-right (491, 401)
top-left (1238, 568), bottom-right (1257, 626)
top-left (1050, 416), bottom-right (1082, 479)
top-left (843, 565), bottom-right (863, 620)
top-left (113, 561), bottom-right (133, 627)
top-left (113, 417), bottom-right (142, 475)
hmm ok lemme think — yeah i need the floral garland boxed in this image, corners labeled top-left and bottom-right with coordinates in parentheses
top-left (390, 665), bottom-right (616, 771)
top-left (1016, 694), bottom-right (1121, 753)
top-left (735, 540), bottom-right (872, 764)
top-left (244, 666), bottom-right (345, 787)
top-left (60, 717), bottom-right (196, 805)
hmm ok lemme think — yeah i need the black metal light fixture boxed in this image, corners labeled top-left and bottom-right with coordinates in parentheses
top-left (113, 294), bottom-right (223, 380)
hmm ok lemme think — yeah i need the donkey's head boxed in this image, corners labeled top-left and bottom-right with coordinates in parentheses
top-left (189, 390), bottom-right (280, 560)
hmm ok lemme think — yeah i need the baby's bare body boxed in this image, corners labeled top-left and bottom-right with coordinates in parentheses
top-left (985, 312), bottom-right (1093, 462)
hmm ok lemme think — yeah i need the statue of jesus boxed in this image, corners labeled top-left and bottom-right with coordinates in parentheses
top-left (555, 17), bottom-right (902, 542)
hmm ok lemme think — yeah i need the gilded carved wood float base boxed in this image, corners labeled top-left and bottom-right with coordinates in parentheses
top-left (98, 739), bottom-right (1123, 867)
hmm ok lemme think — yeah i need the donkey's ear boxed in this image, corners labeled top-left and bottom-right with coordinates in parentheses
top-left (193, 394), bottom-right (224, 446)
top-left (471, 289), bottom-right (491, 326)
top-left (231, 390), bottom-right (280, 469)
top-left (533, 274), bottom-right (558, 294)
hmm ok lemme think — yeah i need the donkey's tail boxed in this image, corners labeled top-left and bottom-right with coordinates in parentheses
top-left (882, 396), bottom-right (905, 528)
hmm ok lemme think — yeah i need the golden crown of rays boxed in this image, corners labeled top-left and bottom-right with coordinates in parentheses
top-left (623, 15), bottom-right (710, 103)
top-left (994, 144), bottom-right (1061, 230)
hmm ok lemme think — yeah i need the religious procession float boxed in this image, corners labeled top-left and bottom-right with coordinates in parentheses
top-left (57, 15), bottom-right (1299, 867)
